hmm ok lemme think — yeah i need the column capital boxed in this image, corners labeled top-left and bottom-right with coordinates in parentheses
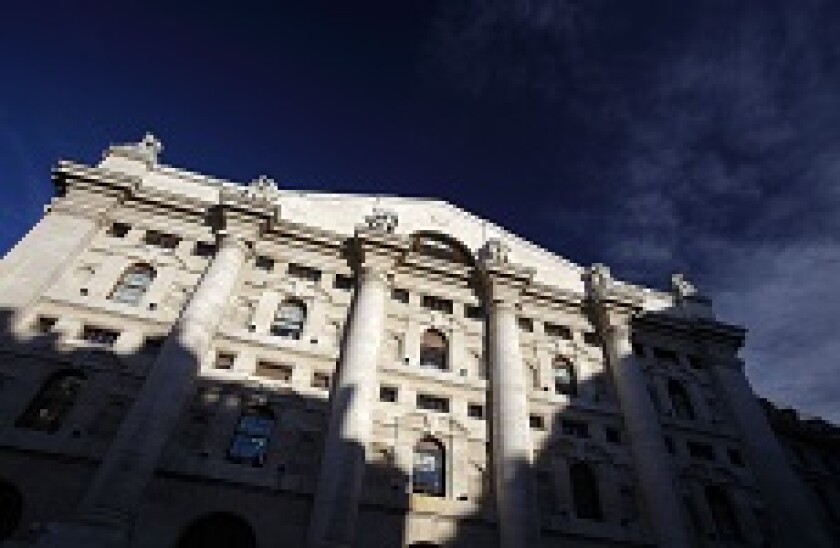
top-left (478, 239), bottom-right (534, 307)
top-left (353, 224), bottom-right (409, 273)
top-left (215, 229), bottom-right (254, 256)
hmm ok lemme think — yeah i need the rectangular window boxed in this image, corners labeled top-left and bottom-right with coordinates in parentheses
top-left (35, 316), bottom-right (57, 334)
top-left (193, 241), bottom-right (217, 258)
top-left (653, 348), bottom-right (679, 364)
top-left (529, 414), bottom-right (545, 430)
top-left (255, 360), bottom-right (293, 382)
top-left (605, 426), bottom-right (621, 444)
top-left (255, 255), bottom-right (275, 271)
top-left (687, 355), bottom-right (703, 369)
top-left (468, 403), bottom-right (485, 419)
top-left (631, 342), bottom-right (645, 357)
top-left (333, 274), bottom-right (354, 291)
top-left (517, 317), bottom-right (534, 333)
top-left (727, 448), bottom-right (744, 467)
top-left (421, 295), bottom-right (453, 314)
top-left (687, 441), bottom-right (715, 460)
top-left (416, 394), bottom-right (449, 413)
top-left (312, 371), bottom-right (331, 390)
top-left (664, 436), bottom-right (676, 454)
top-left (379, 385), bottom-right (398, 403)
top-left (561, 419), bottom-right (589, 438)
top-left (107, 222), bottom-right (131, 238)
top-left (141, 336), bottom-right (166, 355)
top-left (82, 326), bottom-right (120, 346)
top-left (582, 332), bottom-right (600, 346)
top-left (288, 263), bottom-right (322, 282)
top-left (464, 304), bottom-right (484, 320)
top-left (214, 352), bottom-right (235, 370)
top-left (544, 322), bottom-right (572, 339)
top-left (144, 230), bottom-right (180, 250)
top-left (391, 288), bottom-right (409, 304)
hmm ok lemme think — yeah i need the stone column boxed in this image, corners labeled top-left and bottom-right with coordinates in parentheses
top-left (480, 239), bottom-right (536, 548)
top-left (309, 212), bottom-right (402, 548)
top-left (35, 232), bottom-right (249, 547)
top-left (602, 318), bottom-right (692, 548)
top-left (308, 263), bottom-right (389, 548)
top-left (711, 359), bottom-right (834, 548)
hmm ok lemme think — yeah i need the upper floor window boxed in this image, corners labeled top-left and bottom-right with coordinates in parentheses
top-left (227, 406), bottom-right (275, 467)
top-left (109, 263), bottom-right (156, 305)
top-left (668, 379), bottom-right (695, 420)
top-left (705, 485), bottom-right (742, 542)
top-left (421, 295), bottom-right (453, 314)
top-left (107, 222), bottom-right (131, 238)
top-left (271, 299), bottom-right (306, 340)
top-left (544, 322), bottom-right (572, 340)
top-left (570, 461), bottom-right (603, 521)
top-left (411, 232), bottom-right (471, 265)
top-left (81, 326), bottom-right (120, 346)
top-left (16, 369), bottom-right (86, 432)
top-left (288, 263), bottom-right (321, 283)
top-left (416, 394), bottom-right (449, 413)
top-left (553, 357), bottom-right (577, 396)
top-left (144, 230), bottom-right (180, 250)
top-left (0, 480), bottom-right (22, 541)
top-left (413, 438), bottom-right (446, 497)
top-left (420, 329), bottom-right (448, 370)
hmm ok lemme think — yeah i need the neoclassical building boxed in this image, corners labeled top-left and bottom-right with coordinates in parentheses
top-left (0, 135), bottom-right (836, 547)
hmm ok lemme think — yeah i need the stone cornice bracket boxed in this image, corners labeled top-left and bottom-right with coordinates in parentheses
top-left (585, 263), bottom-right (641, 330)
top-left (353, 210), bottom-right (408, 277)
top-left (216, 180), bottom-right (281, 241)
top-left (478, 238), bottom-right (534, 306)
top-left (670, 272), bottom-right (715, 320)
top-left (49, 160), bottom-right (141, 220)
top-left (100, 132), bottom-right (163, 170)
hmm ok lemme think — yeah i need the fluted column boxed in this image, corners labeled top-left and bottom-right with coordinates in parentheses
top-left (81, 231), bottom-right (249, 523)
top-left (602, 318), bottom-right (692, 548)
top-left (309, 264), bottom-right (389, 547)
top-left (711, 359), bottom-right (834, 547)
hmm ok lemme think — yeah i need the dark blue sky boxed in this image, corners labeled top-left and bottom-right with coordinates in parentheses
top-left (1, 0), bottom-right (838, 421)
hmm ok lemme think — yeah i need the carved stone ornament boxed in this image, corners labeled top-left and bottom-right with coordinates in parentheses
top-left (588, 263), bottom-right (612, 294)
top-left (104, 132), bottom-right (163, 167)
top-left (479, 238), bottom-right (510, 264)
top-left (364, 207), bottom-right (398, 234)
top-left (245, 175), bottom-right (280, 201)
top-left (671, 273), bottom-right (697, 298)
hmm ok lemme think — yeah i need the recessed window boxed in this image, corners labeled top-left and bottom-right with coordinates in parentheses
top-left (571, 461), bottom-right (603, 521)
top-left (419, 329), bottom-right (448, 370)
top-left (664, 436), bottom-right (676, 454)
top-left (193, 241), bottom-right (217, 258)
top-left (688, 441), bottom-right (715, 461)
top-left (553, 357), bottom-right (577, 396)
top-left (16, 369), bottom-right (86, 433)
top-left (727, 448), bottom-right (744, 467)
top-left (391, 288), bottom-right (409, 304)
top-left (464, 304), bottom-right (484, 320)
top-left (107, 222), bottom-right (131, 238)
top-left (255, 255), bottom-right (275, 271)
top-left (214, 352), bottom-right (235, 370)
top-left (413, 438), bottom-right (446, 497)
top-left (255, 361), bottom-right (292, 382)
top-left (687, 355), bottom-right (703, 369)
top-left (529, 414), bottom-right (545, 430)
top-left (421, 295), bottom-right (453, 314)
top-left (109, 263), bottom-right (156, 306)
top-left (333, 274), bottom-right (354, 291)
top-left (141, 336), bottom-right (166, 355)
top-left (668, 379), bottom-right (695, 420)
top-left (705, 485), bottom-right (743, 541)
top-left (544, 322), bottom-right (572, 339)
top-left (82, 326), bottom-right (119, 346)
top-left (144, 230), bottom-right (180, 250)
top-left (653, 348), bottom-right (679, 364)
top-left (467, 404), bottom-right (484, 420)
top-left (227, 406), bottom-right (275, 467)
top-left (379, 385), bottom-right (398, 403)
top-left (631, 342), bottom-right (645, 357)
top-left (35, 316), bottom-right (57, 334)
top-left (561, 419), bottom-right (589, 438)
top-left (605, 426), bottom-right (621, 444)
top-left (312, 372), bottom-right (331, 390)
top-left (517, 317), bottom-right (533, 333)
top-left (271, 299), bottom-right (307, 340)
top-left (416, 394), bottom-right (449, 413)
top-left (288, 263), bottom-right (321, 283)
top-left (582, 332), bottom-right (600, 347)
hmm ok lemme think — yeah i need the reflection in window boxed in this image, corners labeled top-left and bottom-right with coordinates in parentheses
top-left (420, 329), bottom-right (448, 370)
top-left (553, 357), bottom-right (577, 396)
top-left (668, 379), bottom-right (695, 420)
top-left (16, 370), bottom-right (86, 432)
top-left (705, 485), bottom-right (742, 542)
top-left (271, 299), bottom-right (306, 340)
top-left (571, 461), bottom-right (602, 520)
top-left (110, 263), bottom-right (156, 305)
top-left (227, 406), bottom-right (275, 467)
top-left (413, 438), bottom-right (445, 497)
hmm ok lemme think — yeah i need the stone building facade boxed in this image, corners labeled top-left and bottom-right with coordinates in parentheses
top-left (0, 135), bottom-right (835, 547)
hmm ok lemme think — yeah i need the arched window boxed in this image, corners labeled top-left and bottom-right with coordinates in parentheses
top-left (270, 299), bottom-right (306, 340)
top-left (413, 438), bottom-right (445, 497)
top-left (411, 232), bottom-right (473, 265)
top-left (420, 329), bottom-right (448, 370)
top-left (16, 370), bottom-right (86, 432)
top-left (0, 480), bottom-right (22, 541)
top-left (227, 406), bottom-right (275, 467)
top-left (705, 485), bottom-right (742, 541)
top-left (668, 379), bottom-right (695, 420)
top-left (570, 461), bottom-right (602, 520)
top-left (553, 357), bottom-right (577, 396)
top-left (109, 263), bottom-right (156, 305)
top-left (177, 512), bottom-right (256, 548)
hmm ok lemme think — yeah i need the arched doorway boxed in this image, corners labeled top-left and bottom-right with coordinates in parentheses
top-left (177, 512), bottom-right (256, 548)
